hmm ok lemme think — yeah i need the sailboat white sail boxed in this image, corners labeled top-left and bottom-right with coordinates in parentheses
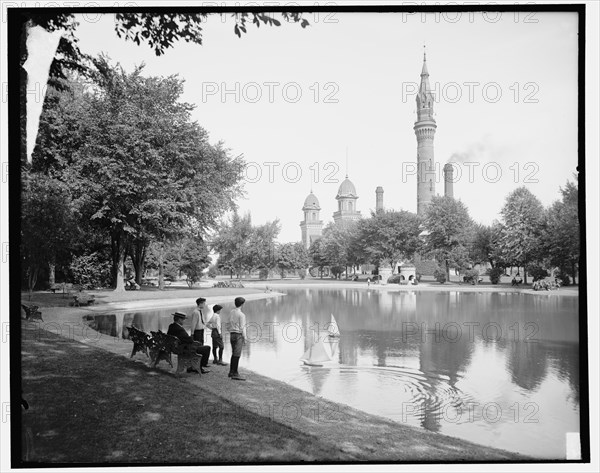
top-left (300, 339), bottom-right (334, 366)
top-left (327, 313), bottom-right (341, 338)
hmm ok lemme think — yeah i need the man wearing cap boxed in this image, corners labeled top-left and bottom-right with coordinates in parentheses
top-left (190, 298), bottom-right (208, 345)
top-left (167, 311), bottom-right (211, 374)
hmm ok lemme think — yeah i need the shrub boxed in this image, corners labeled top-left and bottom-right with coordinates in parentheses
top-left (207, 265), bottom-right (218, 278)
top-left (463, 269), bottom-right (480, 285)
top-left (258, 268), bottom-right (269, 280)
top-left (297, 270), bottom-right (306, 280)
top-left (487, 267), bottom-right (504, 285)
top-left (387, 274), bottom-right (402, 284)
top-left (554, 269), bottom-right (571, 286)
top-left (213, 280), bottom-right (245, 288)
top-left (433, 268), bottom-right (447, 284)
top-left (70, 252), bottom-right (112, 289)
top-left (526, 264), bottom-right (549, 282)
top-left (415, 272), bottom-right (422, 282)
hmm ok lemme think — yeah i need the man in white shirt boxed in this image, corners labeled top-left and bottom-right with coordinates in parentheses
top-left (226, 297), bottom-right (247, 381)
top-left (190, 297), bottom-right (210, 371)
top-left (206, 304), bottom-right (227, 366)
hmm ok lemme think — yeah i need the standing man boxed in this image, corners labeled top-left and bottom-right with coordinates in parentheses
top-left (227, 297), bottom-right (247, 381)
top-left (167, 311), bottom-right (211, 374)
top-left (190, 298), bottom-right (208, 345)
top-left (206, 304), bottom-right (227, 366)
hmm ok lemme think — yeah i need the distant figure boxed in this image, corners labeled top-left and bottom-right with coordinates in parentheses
top-left (367, 277), bottom-right (371, 287)
top-left (512, 273), bottom-right (523, 286)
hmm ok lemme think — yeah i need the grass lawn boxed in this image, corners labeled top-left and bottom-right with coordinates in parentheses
top-left (20, 323), bottom-right (358, 464)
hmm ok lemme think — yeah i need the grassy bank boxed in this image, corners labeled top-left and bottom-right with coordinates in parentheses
top-left (20, 323), bottom-right (357, 464)
top-left (19, 319), bottom-right (527, 464)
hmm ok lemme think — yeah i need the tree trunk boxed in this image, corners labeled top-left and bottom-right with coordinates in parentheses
top-left (111, 231), bottom-right (127, 292)
top-left (571, 261), bottom-right (576, 285)
top-left (523, 267), bottom-right (528, 285)
top-left (27, 266), bottom-right (39, 301)
top-left (131, 238), bottom-right (148, 286)
top-left (445, 260), bottom-right (450, 282)
top-left (158, 242), bottom-right (165, 290)
top-left (48, 262), bottom-right (55, 286)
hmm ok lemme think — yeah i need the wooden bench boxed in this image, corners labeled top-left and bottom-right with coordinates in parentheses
top-left (21, 304), bottom-right (43, 322)
top-left (126, 326), bottom-right (153, 358)
top-left (49, 283), bottom-right (74, 295)
top-left (125, 327), bottom-right (203, 376)
top-left (71, 292), bottom-right (96, 307)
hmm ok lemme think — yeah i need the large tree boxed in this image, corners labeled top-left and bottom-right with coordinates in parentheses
top-left (319, 222), bottom-right (359, 278)
top-left (211, 212), bottom-right (253, 278)
top-left (276, 242), bottom-right (309, 278)
top-left (308, 239), bottom-right (328, 278)
top-left (21, 174), bottom-right (75, 296)
top-left (353, 210), bottom-right (421, 271)
top-left (469, 221), bottom-right (506, 269)
top-left (33, 60), bottom-right (243, 291)
top-left (499, 187), bottom-right (545, 284)
top-left (543, 179), bottom-right (579, 283)
top-left (423, 196), bottom-right (474, 280)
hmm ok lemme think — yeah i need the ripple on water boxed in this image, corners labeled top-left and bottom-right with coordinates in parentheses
top-left (287, 364), bottom-right (472, 426)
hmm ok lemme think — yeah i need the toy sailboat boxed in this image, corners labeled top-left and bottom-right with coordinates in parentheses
top-left (300, 339), bottom-right (335, 367)
top-left (301, 316), bottom-right (340, 366)
top-left (327, 313), bottom-right (341, 338)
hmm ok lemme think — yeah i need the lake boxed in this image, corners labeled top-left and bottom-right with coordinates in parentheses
top-left (89, 288), bottom-right (580, 459)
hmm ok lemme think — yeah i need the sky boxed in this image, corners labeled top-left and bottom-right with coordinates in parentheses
top-left (69, 9), bottom-right (579, 244)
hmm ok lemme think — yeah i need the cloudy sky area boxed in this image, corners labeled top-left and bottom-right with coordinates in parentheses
top-left (73, 10), bottom-right (579, 243)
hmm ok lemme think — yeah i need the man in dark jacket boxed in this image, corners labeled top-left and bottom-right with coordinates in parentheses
top-left (167, 311), bottom-right (211, 373)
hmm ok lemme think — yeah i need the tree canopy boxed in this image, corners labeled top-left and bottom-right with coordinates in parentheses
top-left (423, 196), bottom-right (474, 279)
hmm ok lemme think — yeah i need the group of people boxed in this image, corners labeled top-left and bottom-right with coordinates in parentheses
top-left (167, 296), bottom-right (248, 381)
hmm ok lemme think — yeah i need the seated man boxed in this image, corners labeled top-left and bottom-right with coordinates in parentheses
top-left (512, 273), bottom-right (523, 286)
top-left (167, 311), bottom-right (211, 374)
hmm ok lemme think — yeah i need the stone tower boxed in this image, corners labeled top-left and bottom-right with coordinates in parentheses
top-left (333, 176), bottom-right (361, 224)
top-left (414, 50), bottom-right (437, 216)
top-left (300, 191), bottom-right (323, 249)
top-left (375, 186), bottom-right (384, 213)
top-left (444, 163), bottom-right (454, 198)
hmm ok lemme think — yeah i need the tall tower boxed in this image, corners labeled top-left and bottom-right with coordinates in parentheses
top-left (333, 176), bottom-right (361, 224)
top-left (375, 186), bottom-right (384, 213)
top-left (300, 191), bottom-right (323, 249)
top-left (414, 49), bottom-right (437, 216)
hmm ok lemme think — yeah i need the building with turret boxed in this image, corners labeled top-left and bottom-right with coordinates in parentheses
top-left (299, 191), bottom-right (324, 249)
top-left (333, 176), bottom-right (361, 224)
top-left (414, 50), bottom-right (437, 216)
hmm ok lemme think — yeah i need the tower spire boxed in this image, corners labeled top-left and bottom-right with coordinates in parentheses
top-left (414, 49), bottom-right (437, 217)
top-left (345, 146), bottom-right (349, 178)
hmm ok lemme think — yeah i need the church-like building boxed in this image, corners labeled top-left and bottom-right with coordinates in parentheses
top-left (300, 176), bottom-right (381, 249)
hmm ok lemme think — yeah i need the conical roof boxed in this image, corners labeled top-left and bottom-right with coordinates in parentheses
top-left (302, 191), bottom-right (321, 210)
top-left (336, 177), bottom-right (357, 198)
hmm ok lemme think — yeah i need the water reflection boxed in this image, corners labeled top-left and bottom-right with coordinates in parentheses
top-left (90, 289), bottom-right (580, 459)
